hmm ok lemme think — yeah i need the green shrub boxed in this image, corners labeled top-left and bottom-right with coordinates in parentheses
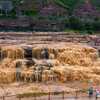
top-left (68, 16), bottom-right (84, 30)
top-left (54, 0), bottom-right (84, 14)
top-left (22, 10), bottom-right (38, 16)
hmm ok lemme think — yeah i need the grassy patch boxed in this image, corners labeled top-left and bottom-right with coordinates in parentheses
top-left (17, 91), bottom-right (63, 98)
top-left (17, 92), bottom-right (48, 98)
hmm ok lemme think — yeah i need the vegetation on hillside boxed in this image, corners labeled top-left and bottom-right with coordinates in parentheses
top-left (0, 0), bottom-right (99, 33)
top-left (54, 0), bottom-right (84, 14)
top-left (91, 0), bottom-right (100, 10)
top-left (64, 16), bottom-right (100, 34)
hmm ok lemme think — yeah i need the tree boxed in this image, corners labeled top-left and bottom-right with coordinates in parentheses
top-left (69, 16), bottom-right (84, 30)
top-left (12, 0), bottom-right (24, 16)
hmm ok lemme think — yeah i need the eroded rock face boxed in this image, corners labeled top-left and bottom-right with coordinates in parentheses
top-left (0, 43), bottom-right (100, 83)
top-left (57, 45), bottom-right (98, 66)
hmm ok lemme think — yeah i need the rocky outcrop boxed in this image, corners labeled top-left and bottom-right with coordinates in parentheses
top-left (0, 43), bottom-right (100, 84)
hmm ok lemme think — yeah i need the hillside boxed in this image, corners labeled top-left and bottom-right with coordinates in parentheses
top-left (17, 0), bottom-right (100, 17)
top-left (0, 0), bottom-right (99, 32)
